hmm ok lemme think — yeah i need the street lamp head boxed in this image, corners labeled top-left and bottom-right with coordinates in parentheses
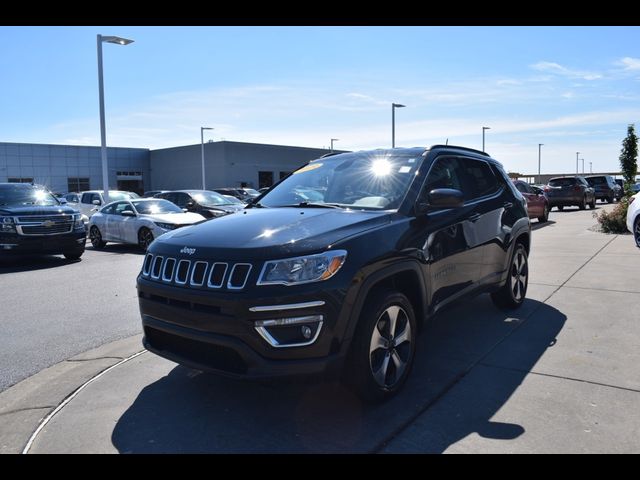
top-left (392, 103), bottom-right (406, 108)
top-left (201, 127), bottom-right (214, 131)
top-left (101, 36), bottom-right (134, 46)
top-left (483, 126), bottom-right (491, 131)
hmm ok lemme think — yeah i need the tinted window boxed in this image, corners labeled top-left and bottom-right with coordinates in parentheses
top-left (459, 158), bottom-right (500, 200)
top-left (0, 185), bottom-right (60, 207)
top-left (173, 192), bottom-right (191, 208)
top-left (101, 203), bottom-right (117, 215)
top-left (132, 200), bottom-right (183, 214)
top-left (549, 178), bottom-right (577, 187)
top-left (419, 157), bottom-right (465, 206)
top-left (112, 201), bottom-right (133, 215)
top-left (514, 182), bottom-right (529, 194)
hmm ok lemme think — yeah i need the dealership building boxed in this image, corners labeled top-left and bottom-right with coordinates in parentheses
top-left (0, 141), bottom-right (338, 194)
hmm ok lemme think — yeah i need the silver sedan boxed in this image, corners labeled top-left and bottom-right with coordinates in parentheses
top-left (88, 198), bottom-right (205, 251)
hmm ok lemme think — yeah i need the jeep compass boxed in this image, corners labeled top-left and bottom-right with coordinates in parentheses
top-left (137, 146), bottom-right (531, 402)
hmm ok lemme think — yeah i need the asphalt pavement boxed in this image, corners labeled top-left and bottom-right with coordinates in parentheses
top-left (1, 203), bottom-right (639, 453)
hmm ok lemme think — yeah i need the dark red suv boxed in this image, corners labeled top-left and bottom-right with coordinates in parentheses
top-left (512, 180), bottom-right (549, 222)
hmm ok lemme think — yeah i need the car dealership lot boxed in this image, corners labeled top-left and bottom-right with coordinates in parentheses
top-left (1, 205), bottom-right (639, 453)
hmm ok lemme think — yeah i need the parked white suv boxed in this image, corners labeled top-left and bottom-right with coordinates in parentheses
top-left (73, 190), bottom-right (140, 218)
top-left (627, 192), bottom-right (640, 248)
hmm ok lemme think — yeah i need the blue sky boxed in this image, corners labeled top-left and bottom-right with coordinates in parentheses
top-left (1, 26), bottom-right (640, 174)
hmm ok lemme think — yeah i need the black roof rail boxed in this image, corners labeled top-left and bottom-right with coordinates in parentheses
top-left (428, 144), bottom-right (490, 157)
top-left (318, 151), bottom-right (343, 159)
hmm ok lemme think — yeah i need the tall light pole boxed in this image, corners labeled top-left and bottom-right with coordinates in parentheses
top-left (482, 126), bottom-right (491, 152)
top-left (392, 103), bottom-right (405, 148)
top-left (576, 151), bottom-right (580, 174)
top-left (97, 34), bottom-right (134, 204)
top-left (330, 138), bottom-right (339, 152)
top-left (590, 161), bottom-right (593, 174)
top-left (581, 158), bottom-right (585, 174)
top-left (538, 143), bottom-right (544, 178)
top-left (200, 127), bottom-right (213, 190)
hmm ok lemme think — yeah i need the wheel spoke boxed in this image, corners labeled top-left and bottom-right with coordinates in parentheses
top-left (391, 350), bottom-right (406, 377)
top-left (386, 305), bottom-right (400, 339)
top-left (373, 352), bottom-right (390, 386)
top-left (513, 279), bottom-right (520, 299)
top-left (369, 325), bottom-right (386, 353)
top-left (393, 324), bottom-right (411, 347)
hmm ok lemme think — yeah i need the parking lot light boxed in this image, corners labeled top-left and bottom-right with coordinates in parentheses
top-left (392, 103), bottom-right (405, 148)
top-left (201, 127), bottom-right (214, 189)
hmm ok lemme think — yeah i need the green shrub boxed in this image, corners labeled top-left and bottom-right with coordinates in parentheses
top-left (594, 198), bottom-right (630, 233)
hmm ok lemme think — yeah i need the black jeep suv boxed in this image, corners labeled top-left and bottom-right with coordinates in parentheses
top-left (0, 183), bottom-right (86, 259)
top-left (137, 146), bottom-right (531, 402)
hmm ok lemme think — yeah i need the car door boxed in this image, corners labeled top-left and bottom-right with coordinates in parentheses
top-left (416, 156), bottom-right (485, 309)
top-left (105, 201), bottom-right (128, 242)
top-left (118, 202), bottom-right (139, 244)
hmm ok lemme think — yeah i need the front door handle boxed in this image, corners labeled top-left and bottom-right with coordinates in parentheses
top-left (503, 202), bottom-right (513, 209)
top-left (468, 213), bottom-right (481, 222)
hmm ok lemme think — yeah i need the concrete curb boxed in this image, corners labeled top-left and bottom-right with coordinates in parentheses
top-left (0, 334), bottom-right (144, 454)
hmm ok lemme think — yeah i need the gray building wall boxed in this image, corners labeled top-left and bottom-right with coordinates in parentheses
top-left (0, 142), bottom-right (150, 194)
top-left (150, 141), bottom-right (340, 190)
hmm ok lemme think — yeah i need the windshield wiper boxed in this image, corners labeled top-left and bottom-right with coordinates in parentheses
top-left (246, 201), bottom-right (267, 208)
top-left (280, 202), bottom-right (343, 209)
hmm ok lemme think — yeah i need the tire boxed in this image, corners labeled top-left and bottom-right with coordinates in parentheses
top-left (491, 243), bottom-right (528, 310)
top-left (138, 227), bottom-right (154, 251)
top-left (557, 205), bottom-right (564, 212)
top-left (89, 226), bottom-right (106, 249)
top-left (607, 195), bottom-right (614, 204)
top-left (63, 246), bottom-right (85, 260)
top-left (344, 289), bottom-right (417, 403)
top-left (538, 204), bottom-right (549, 223)
top-left (579, 196), bottom-right (586, 210)
top-left (634, 217), bottom-right (640, 249)
top-left (589, 197), bottom-right (596, 209)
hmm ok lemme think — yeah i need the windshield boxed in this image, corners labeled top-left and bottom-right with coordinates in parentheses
top-left (132, 199), bottom-right (183, 215)
top-left (243, 188), bottom-right (260, 196)
top-left (107, 191), bottom-right (139, 201)
top-left (190, 191), bottom-right (235, 207)
top-left (259, 152), bottom-right (422, 210)
top-left (222, 195), bottom-right (244, 205)
top-left (0, 185), bottom-right (60, 206)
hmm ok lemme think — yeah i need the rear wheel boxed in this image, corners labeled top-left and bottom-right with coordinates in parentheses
top-left (138, 227), bottom-right (154, 251)
top-left (579, 196), bottom-right (586, 210)
top-left (491, 243), bottom-right (528, 310)
top-left (589, 197), bottom-right (596, 209)
top-left (607, 195), bottom-right (614, 203)
top-left (538, 204), bottom-right (549, 223)
top-left (557, 205), bottom-right (564, 211)
top-left (634, 218), bottom-right (640, 249)
top-left (344, 289), bottom-right (417, 403)
top-left (89, 226), bottom-right (106, 249)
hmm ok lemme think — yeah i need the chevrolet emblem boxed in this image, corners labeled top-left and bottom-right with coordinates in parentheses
top-left (43, 220), bottom-right (55, 227)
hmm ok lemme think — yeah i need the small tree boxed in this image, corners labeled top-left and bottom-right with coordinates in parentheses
top-left (620, 124), bottom-right (638, 194)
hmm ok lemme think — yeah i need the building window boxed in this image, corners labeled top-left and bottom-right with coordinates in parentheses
top-left (279, 171), bottom-right (291, 180)
top-left (258, 171), bottom-right (274, 189)
top-left (8, 177), bottom-right (33, 184)
top-left (68, 177), bottom-right (90, 192)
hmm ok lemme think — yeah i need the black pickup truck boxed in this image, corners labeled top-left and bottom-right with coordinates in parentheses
top-left (0, 183), bottom-right (86, 259)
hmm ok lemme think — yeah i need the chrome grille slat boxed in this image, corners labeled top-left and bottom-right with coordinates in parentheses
top-left (16, 215), bottom-right (72, 223)
top-left (142, 255), bottom-right (252, 290)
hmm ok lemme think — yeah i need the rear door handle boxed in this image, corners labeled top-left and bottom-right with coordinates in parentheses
top-left (469, 213), bottom-right (481, 222)
top-left (503, 202), bottom-right (513, 209)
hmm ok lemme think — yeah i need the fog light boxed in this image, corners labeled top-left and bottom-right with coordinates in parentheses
top-left (255, 315), bottom-right (323, 348)
top-left (301, 325), bottom-right (312, 339)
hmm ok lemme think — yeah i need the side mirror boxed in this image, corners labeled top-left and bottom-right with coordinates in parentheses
top-left (58, 198), bottom-right (68, 204)
top-left (186, 201), bottom-right (195, 208)
top-left (92, 199), bottom-right (101, 206)
top-left (415, 188), bottom-right (465, 214)
top-left (121, 210), bottom-right (136, 217)
top-left (182, 208), bottom-right (188, 213)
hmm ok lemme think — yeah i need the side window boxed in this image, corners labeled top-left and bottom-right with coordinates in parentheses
top-left (420, 157), bottom-right (464, 202)
top-left (175, 193), bottom-right (190, 207)
top-left (459, 158), bottom-right (500, 200)
top-left (514, 182), bottom-right (528, 194)
top-left (101, 203), bottom-right (116, 215)
top-left (90, 193), bottom-right (102, 204)
top-left (112, 202), bottom-right (130, 215)
top-left (81, 193), bottom-right (92, 204)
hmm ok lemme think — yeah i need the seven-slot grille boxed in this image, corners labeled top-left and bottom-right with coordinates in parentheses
top-left (15, 214), bottom-right (74, 236)
top-left (142, 253), bottom-right (253, 290)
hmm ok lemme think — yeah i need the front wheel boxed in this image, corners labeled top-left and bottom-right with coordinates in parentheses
top-left (589, 197), bottom-right (596, 209)
top-left (138, 227), bottom-right (154, 251)
top-left (344, 290), bottom-right (417, 403)
top-left (579, 196), bottom-right (586, 210)
top-left (63, 247), bottom-right (84, 260)
top-left (634, 218), bottom-right (640, 249)
top-left (491, 243), bottom-right (528, 310)
top-left (557, 205), bottom-right (564, 211)
top-left (89, 226), bottom-right (106, 249)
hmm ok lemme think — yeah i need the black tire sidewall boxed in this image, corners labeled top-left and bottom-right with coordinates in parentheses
top-left (635, 218), bottom-right (640, 248)
top-left (347, 290), bottom-right (417, 403)
top-left (90, 226), bottom-right (103, 248)
top-left (139, 228), bottom-right (153, 250)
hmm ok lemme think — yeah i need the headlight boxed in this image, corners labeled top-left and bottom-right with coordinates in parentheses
top-left (154, 222), bottom-right (177, 230)
top-left (73, 214), bottom-right (85, 228)
top-left (0, 216), bottom-right (16, 233)
top-left (257, 250), bottom-right (347, 286)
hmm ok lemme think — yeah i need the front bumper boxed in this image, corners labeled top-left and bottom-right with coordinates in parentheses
top-left (137, 276), bottom-right (351, 380)
top-left (0, 229), bottom-right (86, 255)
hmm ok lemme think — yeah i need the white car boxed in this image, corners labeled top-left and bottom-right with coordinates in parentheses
top-left (74, 190), bottom-right (141, 218)
top-left (626, 192), bottom-right (640, 248)
top-left (88, 198), bottom-right (205, 251)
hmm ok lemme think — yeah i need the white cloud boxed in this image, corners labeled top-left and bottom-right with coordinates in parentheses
top-left (531, 61), bottom-right (602, 80)
top-left (617, 57), bottom-right (640, 70)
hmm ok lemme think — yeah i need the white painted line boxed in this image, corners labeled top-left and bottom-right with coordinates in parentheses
top-left (21, 350), bottom-right (146, 454)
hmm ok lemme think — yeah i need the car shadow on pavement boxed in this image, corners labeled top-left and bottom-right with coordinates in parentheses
top-left (111, 297), bottom-right (566, 453)
top-left (0, 254), bottom-right (81, 273)
top-left (531, 220), bottom-right (556, 231)
top-left (86, 244), bottom-right (145, 255)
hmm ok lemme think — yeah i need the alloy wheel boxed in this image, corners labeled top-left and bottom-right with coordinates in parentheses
top-left (635, 219), bottom-right (640, 248)
top-left (510, 249), bottom-right (528, 302)
top-left (139, 229), bottom-right (154, 251)
top-left (369, 305), bottom-right (412, 389)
